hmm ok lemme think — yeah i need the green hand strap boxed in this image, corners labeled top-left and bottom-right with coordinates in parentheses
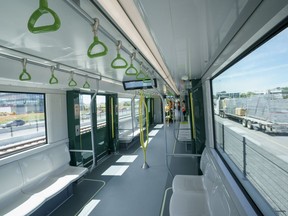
top-left (49, 66), bottom-right (58, 84)
top-left (87, 19), bottom-right (108, 58)
top-left (28, 0), bottom-right (61, 34)
top-left (125, 63), bottom-right (138, 76)
top-left (19, 59), bottom-right (32, 81)
top-left (68, 73), bottom-right (77, 87)
top-left (87, 36), bottom-right (108, 58)
top-left (19, 69), bottom-right (32, 81)
top-left (111, 53), bottom-right (128, 69)
top-left (125, 52), bottom-right (138, 76)
top-left (111, 41), bottom-right (128, 69)
top-left (83, 76), bottom-right (90, 89)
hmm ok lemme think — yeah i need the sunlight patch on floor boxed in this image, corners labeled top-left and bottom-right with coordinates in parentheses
top-left (101, 165), bottom-right (129, 176)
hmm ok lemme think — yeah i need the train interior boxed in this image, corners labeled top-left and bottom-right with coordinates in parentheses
top-left (0, 0), bottom-right (288, 215)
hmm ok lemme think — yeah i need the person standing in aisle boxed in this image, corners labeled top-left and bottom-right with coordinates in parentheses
top-left (181, 100), bottom-right (186, 121)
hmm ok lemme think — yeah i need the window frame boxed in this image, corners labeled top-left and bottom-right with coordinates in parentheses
top-left (0, 91), bottom-right (47, 158)
top-left (210, 18), bottom-right (288, 215)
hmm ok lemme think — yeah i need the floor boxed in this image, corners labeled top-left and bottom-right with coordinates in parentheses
top-left (50, 122), bottom-right (198, 216)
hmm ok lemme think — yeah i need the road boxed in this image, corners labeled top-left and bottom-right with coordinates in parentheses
top-left (215, 115), bottom-right (288, 163)
top-left (215, 115), bottom-right (288, 215)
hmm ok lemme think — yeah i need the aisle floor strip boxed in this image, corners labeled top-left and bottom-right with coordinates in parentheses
top-left (78, 200), bottom-right (100, 216)
top-left (101, 165), bottom-right (129, 176)
top-left (116, 155), bottom-right (138, 163)
top-left (154, 124), bottom-right (163, 128)
top-left (149, 130), bottom-right (159, 136)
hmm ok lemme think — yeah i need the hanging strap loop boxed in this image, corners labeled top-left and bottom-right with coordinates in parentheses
top-left (49, 66), bottom-right (58, 84)
top-left (87, 18), bottom-right (108, 58)
top-left (83, 75), bottom-right (90, 89)
top-left (125, 52), bottom-right (138, 76)
top-left (68, 72), bottom-right (77, 87)
top-left (27, 0), bottom-right (61, 34)
top-left (111, 40), bottom-right (128, 69)
top-left (19, 58), bottom-right (32, 81)
top-left (136, 62), bottom-right (146, 80)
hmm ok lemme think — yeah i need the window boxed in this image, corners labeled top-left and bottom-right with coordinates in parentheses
top-left (212, 27), bottom-right (288, 215)
top-left (118, 98), bottom-right (132, 141)
top-left (97, 95), bottom-right (106, 128)
top-left (79, 94), bottom-right (91, 133)
top-left (0, 92), bottom-right (46, 156)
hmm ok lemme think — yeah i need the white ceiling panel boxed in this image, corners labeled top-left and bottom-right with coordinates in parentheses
top-left (0, 0), bottom-right (165, 94)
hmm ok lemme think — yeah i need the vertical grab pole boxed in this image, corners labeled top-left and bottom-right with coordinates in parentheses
top-left (90, 79), bottom-right (99, 172)
top-left (153, 88), bottom-right (172, 177)
top-left (131, 95), bottom-right (136, 136)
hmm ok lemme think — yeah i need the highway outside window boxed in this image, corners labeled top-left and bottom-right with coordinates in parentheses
top-left (79, 94), bottom-right (91, 133)
top-left (212, 27), bottom-right (288, 215)
top-left (0, 92), bottom-right (46, 157)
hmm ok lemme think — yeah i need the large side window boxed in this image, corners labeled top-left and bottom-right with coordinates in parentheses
top-left (118, 98), bottom-right (132, 140)
top-left (0, 92), bottom-right (46, 156)
top-left (79, 94), bottom-right (91, 133)
top-left (212, 27), bottom-right (288, 215)
top-left (97, 95), bottom-right (106, 128)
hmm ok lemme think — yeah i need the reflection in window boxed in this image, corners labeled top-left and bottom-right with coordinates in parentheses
top-left (80, 94), bottom-right (91, 133)
top-left (97, 95), bottom-right (106, 128)
top-left (212, 28), bottom-right (288, 215)
top-left (0, 92), bottom-right (46, 156)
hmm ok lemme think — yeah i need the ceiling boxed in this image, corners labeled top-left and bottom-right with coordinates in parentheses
top-left (129, 0), bottom-right (261, 90)
top-left (0, 0), bottom-right (288, 96)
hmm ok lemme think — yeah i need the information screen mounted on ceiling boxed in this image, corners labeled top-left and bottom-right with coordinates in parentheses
top-left (123, 79), bottom-right (157, 90)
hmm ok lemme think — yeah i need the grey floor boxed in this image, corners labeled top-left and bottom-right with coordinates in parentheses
top-left (50, 123), bottom-right (198, 216)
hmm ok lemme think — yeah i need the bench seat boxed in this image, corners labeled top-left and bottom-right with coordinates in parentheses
top-left (0, 143), bottom-right (88, 216)
top-left (169, 148), bottom-right (239, 216)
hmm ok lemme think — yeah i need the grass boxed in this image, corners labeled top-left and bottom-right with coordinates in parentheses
top-left (0, 113), bottom-right (45, 124)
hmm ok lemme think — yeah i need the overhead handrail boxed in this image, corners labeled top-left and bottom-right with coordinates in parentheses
top-left (87, 18), bottom-right (108, 58)
top-left (68, 72), bottom-right (77, 87)
top-left (83, 75), bottom-right (90, 89)
top-left (49, 66), bottom-right (58, 84)
top-left (19, 58), bottom-right (32, 81)
top-left (111, 40), bottom-right (128, 69)
top-left (27, 0), bottom-right (61, 34)
top-left (125, 52), bottom-right (138, 76)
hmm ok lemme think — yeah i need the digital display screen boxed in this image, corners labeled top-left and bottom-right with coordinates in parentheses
top-left (123, 79), bottom-right (157, 90)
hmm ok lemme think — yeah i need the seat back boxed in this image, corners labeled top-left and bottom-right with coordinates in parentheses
top-left (200, 148), bottom-right (210, 173)
top-left (209, 184), bottom-right (239, 216)
top-left (0, 161), bottom-right (23, 202)
top-left (47, 144), bottom-right (70, 171)
top-left (20, 152), bottom-right (53, 188)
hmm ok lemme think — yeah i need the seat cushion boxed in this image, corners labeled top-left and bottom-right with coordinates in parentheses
top-left (172, 175), bottom-right (205, 192)
top-left (169, 191), bottom-right (210, 216)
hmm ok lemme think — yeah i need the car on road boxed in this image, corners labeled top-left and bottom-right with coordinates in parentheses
top-left (1, 120), bottom-right (25, 128)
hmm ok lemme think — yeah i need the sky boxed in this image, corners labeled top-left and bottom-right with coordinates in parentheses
top-left (212, 27), bottom-right (288, 94)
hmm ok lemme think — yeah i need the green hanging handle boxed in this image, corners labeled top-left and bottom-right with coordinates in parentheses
top-left (68, 72), bottom-right (77, 87)
top-left (125, 52), bottom-right (138, 76)
top-left (19, 58), bottom-right (32, 81)
top-left (111, 40), bottom-right (128, 69)
top-left (27, 0), bottom-right (61, 34)
top-left (136, 62), bottom-right (146, 80)
top-left (87, 18), bottom-right (108, 58)
top-left (49, 66), bottom-right (58, 84)
top-left (83, 75), bottom-right (90, 89)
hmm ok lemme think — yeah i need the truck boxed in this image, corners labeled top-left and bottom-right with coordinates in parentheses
top-left (214, 94), bottom-right (288, 133)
